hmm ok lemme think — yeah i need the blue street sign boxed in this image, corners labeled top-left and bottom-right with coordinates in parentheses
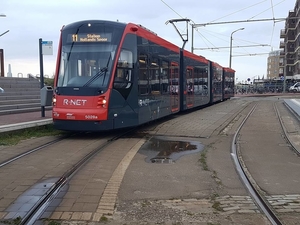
top-left (42, 41), bottom-right (53, 55)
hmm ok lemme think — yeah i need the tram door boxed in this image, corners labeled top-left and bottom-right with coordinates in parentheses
top-left (186, 67), bottom-right (194, 108)
top-left (170, 62), bottom-right (179, 112)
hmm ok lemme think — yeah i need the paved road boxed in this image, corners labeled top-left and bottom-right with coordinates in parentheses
top-left (1, 95), bottom-right (300, 224)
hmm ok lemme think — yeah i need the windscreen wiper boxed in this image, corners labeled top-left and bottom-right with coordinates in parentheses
top-left (101, 54), bottom-right (111, 86)
top-left (83, 67), bottom-right (108, 87)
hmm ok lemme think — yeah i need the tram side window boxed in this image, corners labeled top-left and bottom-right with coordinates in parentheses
top-left (114, 49), bottom-right (133, 89)
top-left (186, 68), bottom-right (193, 94)
top-left (213, 66), bottom-right (222, 94)
top-left (201, 67), bottom-right (208, 96)
top-left (170, 63), bottom-right (179, 95)
top-left (138, 54), bottom-right (149, 95)
top-left (193, 68), bottom-right (199, 94)
top-left (161, 61), bottom-right (169, 94)
top-left (193, 67), bottom-right (208, 95)
top-left (150, 58), bottom-right (160, 94)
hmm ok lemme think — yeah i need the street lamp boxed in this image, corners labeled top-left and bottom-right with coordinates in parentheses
top-left (229, 28), bottom-right (244, 68)
top-left (0, 14), bottom-right (8, 38)
top-left (0, 30), bottom-right (9, 37)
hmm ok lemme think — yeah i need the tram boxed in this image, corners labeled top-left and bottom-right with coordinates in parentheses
top-left (52, 20), bottom-right (235, 131)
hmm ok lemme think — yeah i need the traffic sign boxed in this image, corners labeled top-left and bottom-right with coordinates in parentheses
top-left (42, 41), bottom-right (53, 55)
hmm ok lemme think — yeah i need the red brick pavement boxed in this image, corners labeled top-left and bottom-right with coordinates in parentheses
top-left (0, 110), bottom-right (52, 126)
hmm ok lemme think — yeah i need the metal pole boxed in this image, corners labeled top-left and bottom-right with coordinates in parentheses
top-left (39, 38), bottom-right (45, 117)
top-left (229, 35), bottom-right (233, 68)
top-left (283, 42), bottom-right (287, 93)
top-left (191, 24), bottom-right (194, 53)
top-left (0, 30), bottom-right (9, 37)
top-left (229, 28), bottom-right (244, 68)
top-left (0, 49), bottom-right (4, 77)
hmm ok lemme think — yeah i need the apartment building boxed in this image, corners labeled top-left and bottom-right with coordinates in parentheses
top-left (267, 50), bottom-right (281, 79)
top-left (279, 0), bottom-right (300, 79)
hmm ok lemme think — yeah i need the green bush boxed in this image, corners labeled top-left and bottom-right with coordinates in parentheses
top-left (44, 78), bottom-right (54, 87)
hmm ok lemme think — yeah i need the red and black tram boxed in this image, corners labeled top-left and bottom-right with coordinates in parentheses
top-left (52, 20), bottom-right (235, 131)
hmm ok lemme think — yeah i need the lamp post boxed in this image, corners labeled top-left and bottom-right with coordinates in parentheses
top-left (0, 30), bottom-right (9, 37)
top-left (0, 14), bottom-right (8, 37)
top-left (229, 28), bottom-right (244, 68)
top-left (0, 14), bottom-right (6, 77)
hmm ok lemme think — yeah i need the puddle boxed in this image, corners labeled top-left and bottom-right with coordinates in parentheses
top-left (140, 136), bottom-right (204, 163)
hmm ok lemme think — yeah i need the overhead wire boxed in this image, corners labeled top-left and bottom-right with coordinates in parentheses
top-left (160, 0), bottom-right (286, 57)
top-left (246, 0), bottom-right (286, 51)
top-left (160, 0), bottom-right (183, 19)
top-left (161, 0), bottom-right (272, 53)
top-left (270, 0), bottom-right (275, 19)
top-left (269, 0), bottom-right (276, 47)
top-left (209, 0), bottom-right (268, 23)
top-left (160, 0), bottom-right (218, 49)
top-left (247, 0), bottom-right (285, 19)
top-left (247, 0), bottom-right (286, 49)
top-left (211, 0), bottom-right (287, 54)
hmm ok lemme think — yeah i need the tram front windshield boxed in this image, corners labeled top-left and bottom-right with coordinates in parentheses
top-left (57, 23), bottom-right (124, 90)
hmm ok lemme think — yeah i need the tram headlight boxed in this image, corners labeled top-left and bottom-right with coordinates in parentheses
top-left (52, 96), bottom-right (56, 106)
top-left (97, 96), bottom-right (107, 108)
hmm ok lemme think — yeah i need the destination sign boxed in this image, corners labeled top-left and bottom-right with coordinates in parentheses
top-left (68, 33), bottom-right (112, 43)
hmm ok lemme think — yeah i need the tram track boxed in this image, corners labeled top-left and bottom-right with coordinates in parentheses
top-left (0, 129), bottom-right (137, 224)
top-left (232, 101), bottom-right (300, 225)
top-left (280, 101), bottom-right (300, 156)
top-left (232, 103), bottom-right (282, 225)
top-left (0, 133), bottom-right (76, 168)
top-left (0, 128), bottom-right (141, 225)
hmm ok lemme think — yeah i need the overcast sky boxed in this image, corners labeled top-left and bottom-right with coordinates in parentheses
top-left (0, 0), bottom-right (295, 82)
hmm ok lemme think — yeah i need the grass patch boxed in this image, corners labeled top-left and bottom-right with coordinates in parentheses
top-left (141, 200), bottom-right (151, 207)
top-left (199, 151), bottom-right (208, 171)
top-left (212, 201), bottom-right (223, 212)
top-left (212, 170), bottom-right (222, 186)
top-left (0, 216), bottom-right (22, 224)
top-left (210, 192), bottom-right (219, 201)
top-left (100, 215), bottom-right (108, 221)
top-left (186, 211), bottom-right (194, 216)
top-left (47, 221), bottom-right (61, 225)
top-left (0, 124), bottom-right (65, 146)
top-left (41, 218), bottom-right (61, 225)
